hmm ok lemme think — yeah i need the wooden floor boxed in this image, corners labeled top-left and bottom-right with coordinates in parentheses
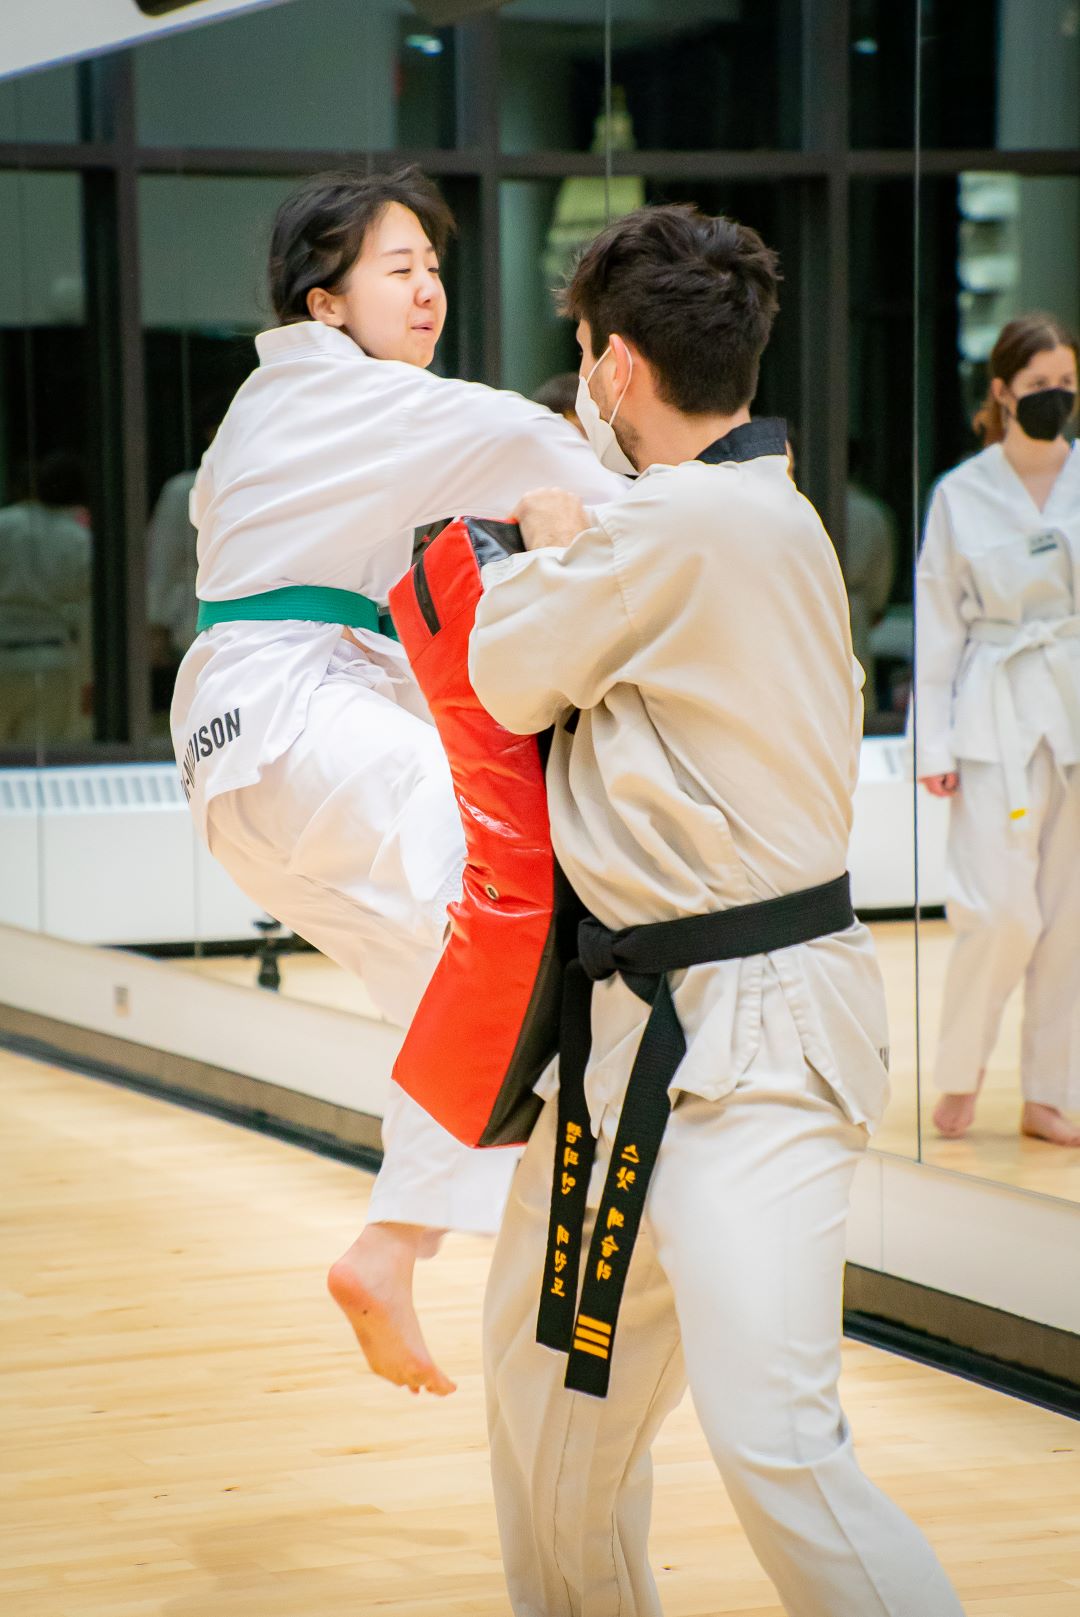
top-left (176, 920), bottom-right (1080, 1204)
top-left (3, 1048), bottom-right (1079, 1616)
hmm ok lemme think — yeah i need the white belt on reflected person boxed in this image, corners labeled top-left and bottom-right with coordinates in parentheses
top-left (966, 615), bottom-right (1080, 820)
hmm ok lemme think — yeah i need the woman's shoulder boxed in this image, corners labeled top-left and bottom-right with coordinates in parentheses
top-left (935, 444), bottom-right (1001, 498)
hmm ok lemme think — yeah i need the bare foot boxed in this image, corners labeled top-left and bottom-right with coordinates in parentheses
top-left (1020, 1103), bottom-right (1080, 1148)
top-left (327, 1223), bottom-right (456, 1397)
top-left (932, 1068), bottom-right (985, 1139)
top-left (933, 1093), bottom-right (978, 1138)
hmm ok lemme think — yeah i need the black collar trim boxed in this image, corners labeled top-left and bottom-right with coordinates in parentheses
top-left (697, 417), bottom-right (788, 466)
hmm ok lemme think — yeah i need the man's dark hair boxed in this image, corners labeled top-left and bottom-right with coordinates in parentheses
top-left (561, 204), bottom-right (781, 416)
top-left (532, 371), bottom-right (580, 417)
top-left (269, 166), bottom-right (456, 325)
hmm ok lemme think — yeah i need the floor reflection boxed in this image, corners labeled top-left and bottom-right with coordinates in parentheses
top-left (176, 925), bottom-right (1079, 1202)
top-left (176, 950), bottom-right (385, 1021)
top-left (873, 918), bottom-right (1080, 1202)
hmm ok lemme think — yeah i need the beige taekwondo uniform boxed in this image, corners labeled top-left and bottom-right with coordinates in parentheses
top-left (915, 442), bottom-right (1080, 1105)
top-left (470, 422), bottom-right (964, 1617)
top-left (171, 320), bottom-right (623, 1234)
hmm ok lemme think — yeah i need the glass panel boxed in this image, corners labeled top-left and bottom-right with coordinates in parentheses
top-left (914, 170), bottom-right (1080, 1197)
top-left (921, 0), bottom-right (1080, 152)
top-left (139, 174), bottom-right (294, 728)
top-left (849, 0), bottom-right (916, 149)
top-left (0, 170), bottom-right (94, 756)
top-left (0, 63), bottom-right (80, 144)
top-left (134, 0), bottom-right (457, 151)
top-left (500, 0), bottom-right (798, 155)
top-left (846, 174), bottom-right (920, 1162)
top-left (500, 175), bottom-right (803, 405)
top-left (849, 177), bottom-right (915, 735)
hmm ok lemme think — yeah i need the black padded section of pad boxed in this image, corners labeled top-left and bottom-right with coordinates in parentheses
top-left (465, 518), bottom-right (525, 568)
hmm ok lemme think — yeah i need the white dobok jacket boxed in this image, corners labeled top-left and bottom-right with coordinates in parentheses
top-left (914, 442), bottom-right (1080, 815)
top-left (470, 435), bottom-right (891, 1133)
top-left (171, 320), bottom-right (623, 837)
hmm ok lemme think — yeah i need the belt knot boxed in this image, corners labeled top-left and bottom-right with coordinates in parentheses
top-left (577, 916), bottom-right (619, 982)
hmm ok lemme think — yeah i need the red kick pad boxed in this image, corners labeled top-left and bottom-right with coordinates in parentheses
top-left (388, 517), bottom-right (567, 1147)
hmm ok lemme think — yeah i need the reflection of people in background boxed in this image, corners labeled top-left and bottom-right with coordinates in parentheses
top-left (0, 453), bottom-right (91, 744)
top-left (915, 313), bottom-right (1080, 1146)
top-left (785, 432), bottom-right (897, 706)
top-left (532, 371), bottom-right (582, 434)
top-left (147, 407), bottom-right (223, 714)
top-left (846, 440), bottom-right (897, 705)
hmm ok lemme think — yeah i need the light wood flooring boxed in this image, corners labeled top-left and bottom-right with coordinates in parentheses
top-left (3, 1048), bottom-right (1079, 1616)
top-left (173, 919), bottom-right (1080, 1204)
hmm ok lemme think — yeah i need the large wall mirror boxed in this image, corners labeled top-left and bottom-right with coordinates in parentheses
top-left (24, 0), bottom-right (1080, 1211)
top-left (0, 0), bottom-right (929, 1162)
top-left (913, 0), bottom-right (1080, 1201)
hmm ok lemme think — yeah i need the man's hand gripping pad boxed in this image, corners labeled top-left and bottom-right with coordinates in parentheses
top-left (388, 517), bottom-right (571, 1148)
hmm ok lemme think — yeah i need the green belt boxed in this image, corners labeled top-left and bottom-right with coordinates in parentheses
top-left (196, 585), bottom-right (398, 640)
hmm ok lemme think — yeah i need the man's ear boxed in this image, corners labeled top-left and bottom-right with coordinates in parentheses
top-left (609, 333), bottom-right (636, 395)
top-left (306, 286), bottom-right (344, 327)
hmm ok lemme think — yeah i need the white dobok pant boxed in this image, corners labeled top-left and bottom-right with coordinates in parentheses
top-left (484, 971), bottom-right (964, 1617)
top-left (206, 655), bottom-right (519, 1235)
top-left (933, 741), bottom-right (1080, 1106)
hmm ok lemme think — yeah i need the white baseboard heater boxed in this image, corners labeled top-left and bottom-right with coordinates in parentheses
top-left (0, 763), bottom-right (272, 945)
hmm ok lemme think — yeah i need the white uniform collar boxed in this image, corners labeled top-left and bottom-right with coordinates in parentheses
top-left (255, 320), bottom-right (368, 366)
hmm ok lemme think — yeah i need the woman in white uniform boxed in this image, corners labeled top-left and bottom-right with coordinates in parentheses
top-left (171, 168), bottom-right (623, 1393)
top-left (915, 312), bottom-right (1080, 1145)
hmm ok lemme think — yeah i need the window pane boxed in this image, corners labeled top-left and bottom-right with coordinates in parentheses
top-left (918, 172), bottom-right (1080, 490)
top-left (919, 0), bottom-right (1080, 151)
top-left (0, 63), bottom-right (80, 144)
top-left (849, 0), bottom-right (916, 149)
top-left (138, 175), bottom-right (295, 721)
top-left (0, 171), bottom-right (93, 751)
top-left (134, 0), bottom-right (457, 151)
top-left (499, 174), bottom-right (802, 409)
top-left (500, 0), bottom-right (799, 154)
top-left (849, 177), bottom-right (915, 733)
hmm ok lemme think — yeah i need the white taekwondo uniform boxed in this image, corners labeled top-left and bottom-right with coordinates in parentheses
top-left (470, 422), bottom-right (962, 1617)
top-left (171, 319), bottom-right (623, 1235)
top-left (915, 442), bottom-right (1080, 1105)
top-left (0, 499), bottom-right (91, 744)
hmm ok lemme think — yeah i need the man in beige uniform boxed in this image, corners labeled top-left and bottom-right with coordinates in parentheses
top-left (469, 207), bottom-right (964, 1616)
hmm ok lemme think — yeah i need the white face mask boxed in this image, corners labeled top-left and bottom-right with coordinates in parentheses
top-left (576, 346), bottom-right (637, 475)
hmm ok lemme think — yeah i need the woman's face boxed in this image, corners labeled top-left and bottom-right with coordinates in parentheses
top-left (307, 201), bottom-right (447, 368)
top-left (993, 342), bottom-right (1078, 427)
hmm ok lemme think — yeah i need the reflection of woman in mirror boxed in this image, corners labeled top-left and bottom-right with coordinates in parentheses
top-left (916, 313), bottom-right (1080, 1146)
top-left (171, 169), bottom-right (622, 1396)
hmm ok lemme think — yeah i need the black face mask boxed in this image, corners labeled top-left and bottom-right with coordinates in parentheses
top-left (1014, 387), bottom-right (1077, 443)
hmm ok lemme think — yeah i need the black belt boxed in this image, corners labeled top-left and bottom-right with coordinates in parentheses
top-left (535, 871), bottom-right (855, 1398)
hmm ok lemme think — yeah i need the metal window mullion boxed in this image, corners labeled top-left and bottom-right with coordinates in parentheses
top-left (81, 53), bottom-right (149, 747)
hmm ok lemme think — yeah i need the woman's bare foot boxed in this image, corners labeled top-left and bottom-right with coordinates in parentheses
top-left (1020, 1103), bottom-right (1080, 1148)
top-left (932, 1068), bottom-right (985, 1139)
top-left (932, 1093), bottom-right (977, 1137)
top-left (327, 1223), bottom-right (456, 1396)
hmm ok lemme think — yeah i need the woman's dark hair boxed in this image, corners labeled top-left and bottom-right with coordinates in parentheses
top-left (973, 311), bottom-right (1080, 445)
top-left (561, 204), bottom-right (781, 416)
top-left (268, 166), bottom-right (456, 325)
top-left (532, 371), bottom-right (580, 417)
